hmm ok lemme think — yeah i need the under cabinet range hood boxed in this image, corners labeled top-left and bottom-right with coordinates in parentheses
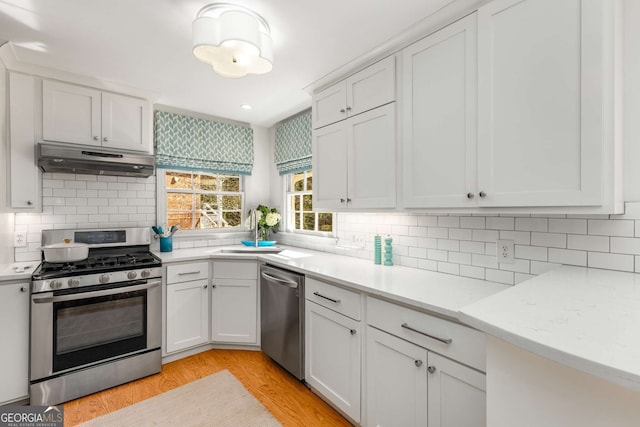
top-left (37, 143), bottom-right (155, 177)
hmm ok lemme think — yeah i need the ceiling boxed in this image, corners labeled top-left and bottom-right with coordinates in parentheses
top-left (0, 0), bottom-right (451, 127)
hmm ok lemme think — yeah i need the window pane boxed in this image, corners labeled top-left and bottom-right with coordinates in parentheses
top-left (223, 211), bottom-right (242, 227)
top-left (294, 212), bottom-right (301, 229)
top-left (168, 212), bottom-right (194, 231)
top-left (221, 195), bottom-right (241, 210)
top-left (195, 173), bottom-right (217, 191)
top-left (197, 212), bottom-right (218, 229)
top-left (306, 172), bottom-right (313, 191)
top-left (292, 173), bottom-right (305, 191)
top-left (167, 193), bottom-right (193, 211)
top-left (293, 195), bottom-right (300, 211)
top-left (199, 194), bottom-right (218, 210)
top-left (318, 213), bottom-right (333, 232)
top-left (220, 176), bottom-right (240, 192)
top-left (166, 172), bottom-right (192, 189)
top-left (303, 213), bottom-right (315, 231)
top-left (303, 194), bottom-right (313, 211)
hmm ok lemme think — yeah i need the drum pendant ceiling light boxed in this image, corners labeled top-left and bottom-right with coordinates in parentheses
top-left (192, 2), bottom-right (273, 78)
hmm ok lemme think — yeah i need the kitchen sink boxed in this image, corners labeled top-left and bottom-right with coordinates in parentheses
top-left (218, 247), bottom-right (284, 254)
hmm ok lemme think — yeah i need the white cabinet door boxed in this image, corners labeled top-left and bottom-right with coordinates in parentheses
top-left (8, 72), bottom-right (40, 210)
top-left (427, 352), bottom-right (486, 427)
top-left (347, 55), bottom-right (395, 117)
top-left (42, 80), bottom-right (101, 146)
top-left (0, 282), bottom-right (29, 404)
top-left (166, 279), bottom-right (209, 353)
top-left (305, 301), bottom-right (361, 422)
top-left (402, 14), bottom-right (477, 208)
top-left (210, 278), bottom-right (257, 344)
top-left (101, 92), bottom-right (150, 152)
top-left (366, 326), bottom-right (428, 427)
top-left (348, 103), bottom-right (396, 209)
top-left (313, 82), bottom-right (347, 129)
top-left (313, 121), bottom-right (349, 210)
top-left (477, 0), bottom-right (605, 207)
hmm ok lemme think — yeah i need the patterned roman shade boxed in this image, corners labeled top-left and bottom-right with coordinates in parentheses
top-left (274, 110), bottom-right (312, 175)
top-left (154, 110), bottom-right (254, 175)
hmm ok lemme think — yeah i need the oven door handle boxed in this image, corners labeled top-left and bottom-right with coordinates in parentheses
top-left (32, 280), bottom-right (161, 304)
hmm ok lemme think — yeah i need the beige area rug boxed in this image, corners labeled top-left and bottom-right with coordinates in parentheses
top-left (81, 370), bottom-right (282, 427)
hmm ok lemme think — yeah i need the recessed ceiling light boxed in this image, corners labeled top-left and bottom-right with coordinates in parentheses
top-left (241, 104), bottom-right (253, 110)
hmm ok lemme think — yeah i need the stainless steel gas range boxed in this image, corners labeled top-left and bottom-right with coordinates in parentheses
top-left (29, 227), bottom-right (162, 406)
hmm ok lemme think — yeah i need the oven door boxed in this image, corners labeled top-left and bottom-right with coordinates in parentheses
top-left (30, 280), bottom-right (161, 382)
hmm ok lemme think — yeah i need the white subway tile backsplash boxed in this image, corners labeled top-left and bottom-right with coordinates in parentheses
top-left (499, 258), bottom-right (530, 274)
top-left (427, 227), bottom-right (448, 239)
top-left (515, 273), bottom-right (535, 284)
top-left (427, 249), bottom-right (448, 262)
top-left (610, 237), bottom-right (640, 255)
top-left (460, 265), bottom-right (485, 280)
top-left (531, 232), bottom-right (566, 248)
top-left (391, 225), bottom-right (409, 236)
top-left (408, 247), bottom-right (427, 258)
top-left (448, 251), bottom-right (471, 265)
top-left (549, 218), bottom-right (587, 235)
top-left (460, 240), bottom-right (485, 254)
top-left (548, 248), bottom-right (587, 267)
top-left (449, 228), bottom-right (472, 241)
top-left (499, 230), bottom-right (530, 245)
top-left (472, 229), bottom-right (499, 242)
top-left (418, 216), bottom-right (438, 227)
top-left (408, 226), bottom-right (427, 237)
top-left (437, 239), bottom-right (459, 252)
top-left (515, 245), bottom-right (547, 261)
top-left (588, 252), bottom-right (634, 272)
top-left (417, 237), bottom-right (438, 249)
top-left (588, 219), bottom-right (634, 237)
top-left (486, 217), bottom-right (514, 230)
top-left (460, 217), bottom-right (485, 229)
top-left (515, 217), bottom-right (548, 232)
top-left (486, 269), bottom-right (514, 285)
top-left (567, 234), bottom-right (609, 252)
top-left (438, 216), bottom-right (460, 228)
top-left (417, 259), bottom-right (438, 271)
top-left (472, 254), bottom-right (499, 269)
top-left (437, 262), bottom-right (460, 275)
top-left (530, 261), bottom-right (561, 275)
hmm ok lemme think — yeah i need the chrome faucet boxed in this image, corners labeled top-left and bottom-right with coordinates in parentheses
top-left (250, 210), bottom-right (259, 247)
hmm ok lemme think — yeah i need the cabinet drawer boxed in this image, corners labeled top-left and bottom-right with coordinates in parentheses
top-left (366, 296), bottom-right (485, 372)
top-left (213, 261), bottom-right (257, 280)
top-left (306, 278), bottom-right (361, 321)
top-left (166, 261), bottom-right (209, 284)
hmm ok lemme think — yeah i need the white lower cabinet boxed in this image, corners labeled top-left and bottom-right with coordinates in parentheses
top-left (305, 301), bottom-right (361, 422)
top-left (364, 296), bottom-right (486, 427)
top-left (165, 262), bottom-right (210, 354)
top-left (211, 260), bottom-right (258, 344)
top-left (0, 281), bottom-right (30, 404)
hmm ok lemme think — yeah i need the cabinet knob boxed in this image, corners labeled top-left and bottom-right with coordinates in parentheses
top-left (26, 200), bottom-right (33, 205)
top-left (93, 136), bottom-right (99, 141)
top-left (466, 193), bottom-right (474, 199)
top-left (20, 286), bottom-right (27, 292)
top-left (339, 198), bottom-right (346, 203)
top-left (350, 329), bottom-right (356, 335)
top-left (339, 108), bottom-right (346, 113)
top-left (414, 360), bottom-right (423, 367)
top-left (203, 284), bottom-right (208, 289)
top-left (346, 198), bottom-right (352, 203)
top-left (211, 284), bottom-right (216, 288)
top-left (346, 106), bottom-right (352, 111)
top-left (427, 365), bottom-right (436, 374)
top-left (479, 191), bottom-right (487, 198)
top-left (103, 137), bottom-right (109, 142)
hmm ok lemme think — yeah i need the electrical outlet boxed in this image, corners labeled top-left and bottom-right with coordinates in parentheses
top-left (350, 233), bottom-right (366, 249)
top-left (496, 239), bottom-right (514, 264)
top-left (14, 232), bottom-right (27, 248)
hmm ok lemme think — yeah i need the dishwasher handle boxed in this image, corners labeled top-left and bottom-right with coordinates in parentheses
top-left (261, 271), bottom-right (299, 288)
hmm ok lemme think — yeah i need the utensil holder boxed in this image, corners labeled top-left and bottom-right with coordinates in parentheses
top-left (160, 237), bottom-right (173, 252)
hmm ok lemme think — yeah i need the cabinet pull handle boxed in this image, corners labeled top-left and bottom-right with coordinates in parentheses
top-left (427, 366), bottom-right (436, 374)
top-left (20, 286), bottom-right (28, 292)
top-left (178, 271), bottom-right (201, 276)
top-left (466, 193), bottom-right (474, 199)
top-left (415, 360), bottom-right (423, 367)
top-left (401, 323), bottom-right (452, 344)
top-left (350, 329), bottom-right (356, 335)
top-left (27, 200), bottom-right (33, 205)
top-left (93, 136), bottom-right (99, 141)
top-left (479, 191), bottom-right (487, 198)
top-left (313, 291), bottom-right (341, 304)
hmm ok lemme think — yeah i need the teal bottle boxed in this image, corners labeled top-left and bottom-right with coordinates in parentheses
top-left (384, 236), bottom-right (393, 266)
top-left (374, 235), bottom-right (382, 264)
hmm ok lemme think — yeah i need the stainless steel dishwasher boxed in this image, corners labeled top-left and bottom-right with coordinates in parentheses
top-left (260, 264), bottom-right (304, 380)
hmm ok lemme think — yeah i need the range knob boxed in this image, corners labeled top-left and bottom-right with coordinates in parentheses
top-left (68, 278), bottom-right (80, 288)
top-left (127, 271), bottom-right (138, 280)
top-left (50, 280), bottom-right (62, 290)
top-left (99, 274), bottom-right (110, 284)
top-left (140, 270), bottom-right (151, 278)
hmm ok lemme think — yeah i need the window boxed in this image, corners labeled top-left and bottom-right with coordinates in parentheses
top-left (162, 170), bottom-right (244, 230)
top-left (286, 170), bottom-right (333, 234)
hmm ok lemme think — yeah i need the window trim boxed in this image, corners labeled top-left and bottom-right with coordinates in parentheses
top-left (156, 169), bottom-right (246, 235)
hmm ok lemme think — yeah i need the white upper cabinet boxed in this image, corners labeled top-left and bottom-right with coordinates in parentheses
top-left (476, 0), bottom-right (619, 210)
top-left (8, 72), bottom-right (40, 211)
top-left (402, 13), bottom-right (477, 208)
top-left (313, 103), bottom-right (396, 211)
top-left (43, 80), bottom-right (151, 153)
top-left (312, 56), bottom-right (395, 129)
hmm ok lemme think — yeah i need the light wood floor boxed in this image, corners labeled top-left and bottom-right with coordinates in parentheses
top-left (63, 349), bottom-right (352, 426)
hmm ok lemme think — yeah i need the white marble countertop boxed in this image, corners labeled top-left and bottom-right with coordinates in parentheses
top-left (0, 262), bottom-right (39, 282)
top-left (459, 265), bottom-right (640, 392)
top-left (154, 245), bottom-right (509, 320)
